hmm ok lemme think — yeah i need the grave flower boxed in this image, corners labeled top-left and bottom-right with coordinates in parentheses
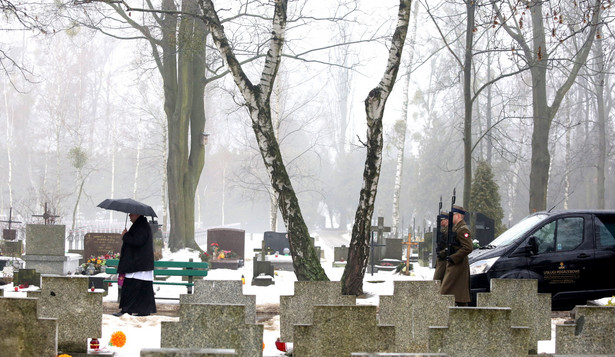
top-left (198, 251), bottom-right (210, 262)
top-left (80, 252), bottom-right (120, 275)
top-left (109, 330), bottom-right (126, 348)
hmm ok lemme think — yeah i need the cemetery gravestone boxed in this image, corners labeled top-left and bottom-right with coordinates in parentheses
top-left (555, 305), bottom-right (615, 355)
top-left (378, 280), bottom-right (454, 352)
top-left (27, 275), bottom-right (103, 353)
top-left (23, 224), bottom-right (81, 275)
top-left (263, 231), bottom-right (289, 254)
top-left (0, 239), bottom-right (22, 257)
top-left (180, 280), bottom-right (257, 324)
top-left (333, 245), bottom-right (349, 267)
top-left (207, 228), bottom-right (245, 270)
top-left (83, 233), bottom-right (122, 260)
top-left (161, 303), bottom-right (263, 356)
top-left (428, 307), bottom-right (530, 357)
top-left (0, 297), bottom-right (58, 355)
top-left (13, 268), bottom-right (40, 286)
top-left (477, 278), bottom-right (551, 354)
top-left (280, 281), bottom-right (356, 342)
top-left (293, 305), bottom-right (395, 357)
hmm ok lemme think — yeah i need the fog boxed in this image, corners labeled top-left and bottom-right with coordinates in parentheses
top-left (0, 0), bottom-right (613, 240)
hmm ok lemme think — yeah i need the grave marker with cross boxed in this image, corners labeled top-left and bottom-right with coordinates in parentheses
top-left (369, 217), bottom-right (391, 275)
top-left (1, 207), bottom-right (22, 240)
top-left (401, 234), bottom-right (418, 275)
top-left (32, 202), bottom-right (60, 225)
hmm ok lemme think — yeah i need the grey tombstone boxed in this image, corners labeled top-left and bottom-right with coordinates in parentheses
top-left (384, 238), bottom-right (403, 260)
top-left (27, 275), bottom-right (103, 353)
top-left (280, 281), bottom-right (356, 342)
top-left (293, 305), bottom-right (395, 357)
top-left (180, 280), bottom-right (256, 324)
top-left (263, 231), bottom-right (289, 254)
top-left (161, 303), bottom-right (263, 357)
top-left (0, 297), bottom-right (58, 355)
top-left (141, 348), bottom-right (237, 356)
top-left (0, 239), bottom-right (22, 257)
top-left (555, 305), bottom-right (615, 355)
top-left (476, 278), bottom-right (551, 354)
top-left (83, 232), bottom-right (122, 260)
top-left (378, 280), bottom-right (454, 352)
top-left (23, 224), bottom-right (81, 275)
top-left (13, 268), bottom-right (40, 286)
top-left (428, 307), bottom-right (530, 357)
top-left (333, 245), bottom-right (349, 267)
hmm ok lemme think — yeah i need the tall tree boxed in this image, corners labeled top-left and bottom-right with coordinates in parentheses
top-left (200, 0), bottom-right (327, 280)
top-left (342, 0), bottom-right (412, 296)
top-left (493, 0), bottom-right (604, 213)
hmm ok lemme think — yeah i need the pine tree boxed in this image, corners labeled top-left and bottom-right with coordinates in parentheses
top-left (469, 161), bottom-right (506, 237)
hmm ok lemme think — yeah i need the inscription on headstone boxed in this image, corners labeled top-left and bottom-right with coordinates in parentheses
top-left (263, 231), bottom-right (289, 254)
top-left (83, 233), bottom-right (122, 259)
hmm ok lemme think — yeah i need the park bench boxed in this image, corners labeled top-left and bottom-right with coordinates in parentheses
top-left (103, 259), bottom-right (209, 299)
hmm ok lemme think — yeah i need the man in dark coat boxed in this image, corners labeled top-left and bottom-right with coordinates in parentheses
top-left (433, 211), bottom-right (449, 282)
top-left (440, 205), bottom-right (473, 306)
top-left (113, 213), bottom-right (156, 317)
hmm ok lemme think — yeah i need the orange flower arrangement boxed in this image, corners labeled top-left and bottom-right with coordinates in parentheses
top-left (109, 331), bottom-right (127, 348)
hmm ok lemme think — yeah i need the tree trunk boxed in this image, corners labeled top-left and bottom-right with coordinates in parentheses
top-left (462, 0), bottom-right (475, 209)
top-left (202, 0), bottom-right (327, 280)
top-left (392, 1), bottom-right (419, 238)
top-left (594, 30), bottom-right (606, 209)
top-left (496, 0), bottom-right (602, 213)
top-left (342, 0), bottom-right (411, 296)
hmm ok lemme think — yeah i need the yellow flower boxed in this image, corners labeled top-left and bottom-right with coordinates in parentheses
top-left (109, 331), bottom-right (127, 348)
top-left (57, 354), bottom-right (72, 357)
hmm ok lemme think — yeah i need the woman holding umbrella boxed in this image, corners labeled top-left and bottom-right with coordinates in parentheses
top-left (113, 212), bottom-right (157, 317)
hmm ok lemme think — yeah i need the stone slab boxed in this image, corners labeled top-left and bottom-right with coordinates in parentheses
top-left (207, 228), bottom-right (245, 260)
top-left (83, 233), bottom-right (122, 260)
top-left (477, 278), bottom-right (551, 354)
top-left (379, 280), bottom-right (454, 352)
top-left (428, 307), bottom-right (529, 357)
top-left (0, 297), bottom-right (58, 355)
top-left (27, 275), bottom-right (103, 353)
top-left (555, 305), bottom-right (615, 355)
top-left (25, 224), bottom-right (66, 255)
top-left (140, 348), bottom-right (237, 356)
top-left (180, 280), bottom-right (256, 324)
top-left (23, 253), bottom-right (81, 275)
top-left (280, 281), bottom-right (356, 342)
top-left (161, 304), bottom-right (263, 356)
top-left (293, 305), bottom-right (395, 357)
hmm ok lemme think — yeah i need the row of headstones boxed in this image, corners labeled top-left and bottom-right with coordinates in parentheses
top-left (1, 276), bottom-right (614, 356)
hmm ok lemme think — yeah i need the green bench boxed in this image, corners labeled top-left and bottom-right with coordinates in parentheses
top-left (103, 259), bottom-right (209, 299)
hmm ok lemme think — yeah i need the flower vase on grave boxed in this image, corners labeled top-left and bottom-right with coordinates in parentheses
top-left (86, 263), bottom-right (96, 275)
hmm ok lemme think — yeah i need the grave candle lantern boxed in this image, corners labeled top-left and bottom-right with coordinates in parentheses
top-left (90, 338), bottom-right (100, 350)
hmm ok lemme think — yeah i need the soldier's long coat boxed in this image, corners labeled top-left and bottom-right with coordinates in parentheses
top-left (440, 220), bottom-right (473, 303)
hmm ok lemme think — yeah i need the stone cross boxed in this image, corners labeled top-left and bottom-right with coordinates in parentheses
top-left (370, 216), bottom-right (391, 244)
top-left (32, 202), bottom-right (60, 225)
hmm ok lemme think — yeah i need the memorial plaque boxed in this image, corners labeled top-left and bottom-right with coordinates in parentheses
top-left (263, 231), bottom-right (290, 254)
top-left (83, 233), bottom-right (122, 259)
top-left (3, 229), bottom-right (16, 241)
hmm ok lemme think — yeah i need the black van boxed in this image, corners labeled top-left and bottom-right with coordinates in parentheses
top-left (468, 210), bottom-right (615, 310)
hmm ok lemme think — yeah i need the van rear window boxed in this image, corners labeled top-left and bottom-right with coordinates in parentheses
top-left (595, 215), bottom-right (615, 248)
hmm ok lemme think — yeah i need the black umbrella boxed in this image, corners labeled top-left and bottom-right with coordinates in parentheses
top-left (97, 198), bottom-right (157, 223)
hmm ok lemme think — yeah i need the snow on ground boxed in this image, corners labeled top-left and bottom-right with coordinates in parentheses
top-left (5, 230), bottom-right (607, 355)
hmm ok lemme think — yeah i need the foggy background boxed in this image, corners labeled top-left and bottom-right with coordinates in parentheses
top-left (0, 0), bottom-right (613, 240)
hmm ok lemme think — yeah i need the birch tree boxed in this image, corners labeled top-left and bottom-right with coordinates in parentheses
top-left (342, 0), bottom-right (412, 296)
top-left (199, 0), bottom-right (327, 280)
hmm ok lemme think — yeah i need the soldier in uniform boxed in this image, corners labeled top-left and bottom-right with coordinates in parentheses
top-left (440, 205), bottom-right (473, 306)
top-left (433, 211), bottom-right (449, 282)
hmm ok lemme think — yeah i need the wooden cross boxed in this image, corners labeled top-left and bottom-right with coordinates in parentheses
top-left (0, 207), bottom-right (21, 229)
top-left (401, 234), bottom-right (418, 275)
